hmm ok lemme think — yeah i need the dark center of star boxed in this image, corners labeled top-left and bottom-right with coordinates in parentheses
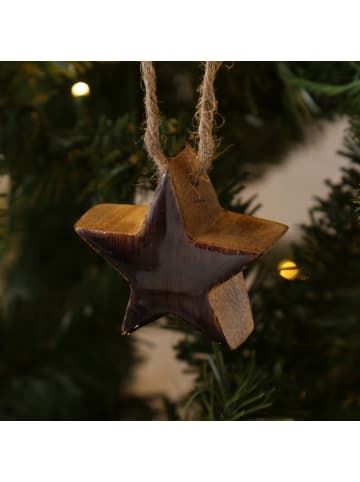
top-left (119, 174), bottom-right (254, 297)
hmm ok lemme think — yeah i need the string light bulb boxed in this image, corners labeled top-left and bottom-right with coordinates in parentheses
top-left (278, 259), bottom-right (300, 281)
top-left (71, 81), bottom-right (90, 97)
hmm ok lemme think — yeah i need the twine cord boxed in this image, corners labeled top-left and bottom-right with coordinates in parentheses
top-left (140, 62), bottom-right (168, 174)
top-left (141, 61), bottom-right (222, 179)
top-left (194, 61), bottom-right (222, 182)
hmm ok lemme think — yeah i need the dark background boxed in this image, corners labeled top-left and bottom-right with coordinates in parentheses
top-left (0, 61), bottom-right (359, 420)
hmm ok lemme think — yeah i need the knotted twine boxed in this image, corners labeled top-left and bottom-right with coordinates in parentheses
top-left (140, 61), bottom-right (222, 182)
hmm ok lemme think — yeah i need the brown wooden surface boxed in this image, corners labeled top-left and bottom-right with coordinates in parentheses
top-left (75, 146), bottom-right (288, 349)
top-left (76, 204), bottom-right (148, 235)
top-left (208, 272), bottom-right (254, 350)
top-left (168, 145), bottom-right (288, 254)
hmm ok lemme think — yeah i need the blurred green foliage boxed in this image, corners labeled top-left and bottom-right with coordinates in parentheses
top-left (0, 61), bottom-right (359, 419)
top-left (175, 64), bottom-right (360, 420)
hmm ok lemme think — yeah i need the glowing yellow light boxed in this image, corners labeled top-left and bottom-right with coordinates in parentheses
top-left (278, 259), bottom-right (300, 281)
top-left (71, 81), bottom-right (90, 97)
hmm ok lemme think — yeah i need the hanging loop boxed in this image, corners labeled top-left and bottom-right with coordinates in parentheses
top-left (141, 61), bottom-right (222, 179)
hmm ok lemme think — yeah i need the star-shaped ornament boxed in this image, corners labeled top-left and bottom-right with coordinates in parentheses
top-left (75, 146), bottom-right (288, 349)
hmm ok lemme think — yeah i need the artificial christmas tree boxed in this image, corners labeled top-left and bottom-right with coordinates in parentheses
top-left (0, 61), bottom-right (358, 420)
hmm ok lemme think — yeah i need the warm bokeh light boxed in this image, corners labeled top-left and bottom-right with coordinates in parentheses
top-left (71, 81), bottom-right (90, 97)
top-left (278, 259), bottom-right (300, 280)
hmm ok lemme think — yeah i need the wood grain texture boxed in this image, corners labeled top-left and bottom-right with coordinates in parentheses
top-left (208, 272), bottom-right (254, 350)
top-left (75, 145), bottom-right (288, 349)
top-left (168, 145), bottom-right (288, 253)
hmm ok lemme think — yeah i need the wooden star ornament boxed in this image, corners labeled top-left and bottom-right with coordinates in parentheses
top-left (75, 146), bottom-right (288, 350)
